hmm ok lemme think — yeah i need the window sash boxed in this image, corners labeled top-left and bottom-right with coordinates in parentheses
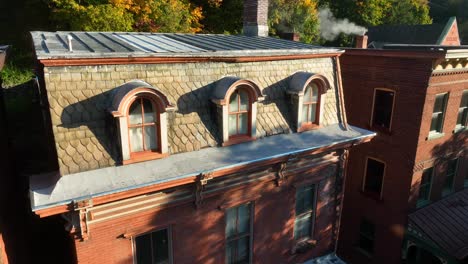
top-left (443, 159), bottom-right (458, 195)
top-left (294, 185), bottom-right (316, 240)
top-left (228, 90), bottom-right (250, 137)
top-left (429, 93), bottom-right (448, 133)
top-left (358, 220), bottom-right (375, 254)
top-left (417, 168), bottom-right (433, 207)
top-left (225, 204), bottom-right (252, 264)
top-left (135, 228), bottom-right (171, 264)
top-left (128, 98), bottom-right (159, 153)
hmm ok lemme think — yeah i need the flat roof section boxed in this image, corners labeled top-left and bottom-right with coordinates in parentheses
top-left (29, 124), bottom-right (375, 213)
top-left (31, 31), bottom-right (342, 60)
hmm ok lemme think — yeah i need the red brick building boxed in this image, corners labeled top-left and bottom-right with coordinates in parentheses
top-left (27, 15), bottom-right (375, 263)
top-left (337, 44), bottom-right (468, 264)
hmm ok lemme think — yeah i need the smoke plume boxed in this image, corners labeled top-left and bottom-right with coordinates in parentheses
top-left (319, 7), bottom-right (367, 41)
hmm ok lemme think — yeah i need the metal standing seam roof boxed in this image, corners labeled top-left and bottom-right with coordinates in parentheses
top-left (30, 31), bottom-right (343, 59)
top-left (29, 124), bottom-right (375, 212)
top-left (408, 188), bottom-right (468, 260)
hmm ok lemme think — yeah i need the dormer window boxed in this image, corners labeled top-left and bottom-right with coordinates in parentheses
top-left (128, 97), bottom-right (159, 154)
top-left (289, 72), bottom-right (330, 132)
top-left (228, 89), bottom-right (251, 137)
top-left (212, 77), bottom-right (264, 146)
top-left (109, 81), bottom-right (175, 164)
top-left (302, 83), bottom-right (320, 125)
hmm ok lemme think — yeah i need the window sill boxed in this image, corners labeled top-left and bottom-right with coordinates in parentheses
top-left (222, 136), bottom-right (256, 147)
top-left (426, 132), bottom-right (445, 141)
top-left (453, 126), bottom-right (467, 134)
top-left (291, 238), bottom-right (317, 254)
top-left (297, 123), bottom-right (320, 133)
top-left (123, 152), bottom-right (169, 165)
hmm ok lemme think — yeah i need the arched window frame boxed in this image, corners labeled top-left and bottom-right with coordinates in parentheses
top-left (212, 77), bottom-right (264, 146)
top-left (288, 72), bottom-right (330, 132)
top-left (110, 81), bottom-right (175, 164)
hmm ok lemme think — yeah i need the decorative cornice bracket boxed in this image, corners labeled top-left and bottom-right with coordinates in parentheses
top-left (195, 172), bottom-right (214, 209)
top-left (73, 199), bottom-right (93, 241)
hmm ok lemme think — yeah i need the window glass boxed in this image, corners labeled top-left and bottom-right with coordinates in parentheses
top-left (225, 204), bottom-right (252, 264)
top-left (311, 84), bottom-right (319, 102)
top-left (304, 86), bottom-right (312, 103)
top-left (130, 127), bottom-right (144, 152)
top-left (143, 99), bottom-right (155, 123)
top-left (430, 93), bottom-right (448, 133)
top-left (294, 185), bottom-right (316, 240)
top-left (364, 158), bottom-right (385, 196)
top-left (135, 229), bottom-right (171, 264)
top-left (239, 114), bottom-right (248, 135)
top-left (239, 90), bottom-right (249, 111)
top-left (229, 92), bottom-right (239, 112)
top-left (228, 114), bottom-right (237, 137)
top-left (443, 159), bottom-right (458, 196)
top-left (372, 89), bottom-right (394, 129)
top-left (129, 99), bottom-right (143, 125)
top-left (301, 83), bottom-right (320, 125)
top-left (417, 168), bottom-right (433, 207)
top-left (457, 91), bottom-right (468, 127)
top-left (144, 126), bottom-right (158, 150)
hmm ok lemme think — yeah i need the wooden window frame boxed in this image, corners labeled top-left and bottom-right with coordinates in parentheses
top-left (416, 167), bottom-right (433, 208)
top-left (442, 158), bottom-right (459, 197)
top-left (297, 82), bottom-right (325, 132)
top-left (127, 96), bottom-right (163, 162)
top-left (370, 88), bottom-right (396, 133)
top-left (132, 226), bottom-right (173, 264)
top-left (227, 88), bottom-right (252, 140)
top-left (224, 202), bottom-right (254, 264)
top-left (455, 90), bottom-right (468, 132)
top-left (293, 184), bottom-right (318, 242)
top-left (428, 93), bottom-right (449, 137)
top-left (361, 157), bottom-right (386, 200)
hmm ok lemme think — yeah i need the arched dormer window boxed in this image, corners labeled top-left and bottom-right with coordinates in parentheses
top-left (212, 77), bottom-right (264, 146)
top-left (109, 81), bottom-right (175, 164)
top-left (289, 72), bottom-right (330, 132)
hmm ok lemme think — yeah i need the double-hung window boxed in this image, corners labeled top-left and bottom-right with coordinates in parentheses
top-left (416, 168), bottom-right (433, 208)
top-left (225, 203), bottom-right (252, 264)
top-left (456, 90), bottom-right (468, 130)
top-left (128, 97), bottom-right (160, 154)
top-left (301, 83), bottom-right (320, 126)
top-left (134, 228), bottom-right (172, 264)
top-left (443, 159), bottom-right (458, 196)
top-left (228, 89), bottom-right (250, 138)
top-left (294, 185), bottom-right (316, 241)
top-left (429, 93), bottom-right (448, 135)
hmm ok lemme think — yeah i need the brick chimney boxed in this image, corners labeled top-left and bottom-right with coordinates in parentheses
top-left (243, 0), bottom-right (269, 37)
top-left (355, 35), bottom-right (368, 49)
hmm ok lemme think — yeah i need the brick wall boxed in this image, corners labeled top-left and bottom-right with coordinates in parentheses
top-left (42, 58), bottom-right (341, 175)
top-left (71, 156), bottom-right (341, 264)
top-left (338, 53), bottom-right (434, 264)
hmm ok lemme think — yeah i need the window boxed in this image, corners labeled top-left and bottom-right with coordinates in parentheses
top-left (442, 159), bottom-right (458, 196)
top-left (128, 97), bottom-right (159, 154)
top-left (357, 219), bottom-right (375, 255)
top-left (416, 168), bottom-right (433, 208)
top-left (225, 203), bottom-right (252, 264)
top-left (363, 158), bottom-right (385, 198)
top-left (294, 185), bottom-right (317, 241)
top-left (211, 77), bottom-right (263, 146)
top-left (288, 72), bottom-right (330, 132)
top-left (371, 89), bottom-right (395, 131)
top-left (456, 90), bottom-right (468, 130)
top-left (228, 89), bottom-right (250, 137)
top-left (134, 228), bottom-right (172, 264)
top-left (429, 93), bottom-right (448, 134)
top-left (301, 83), bottom-right (320, 125)
top-left (109, 81), bottom-right (174, 164)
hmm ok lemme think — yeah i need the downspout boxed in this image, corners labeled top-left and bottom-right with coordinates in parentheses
top-left (334, 148), bottom-right (350, 254)
top-left (335, 56), bottom-right (348, 130)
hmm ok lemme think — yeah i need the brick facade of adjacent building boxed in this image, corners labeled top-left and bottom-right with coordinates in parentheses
top-left (337, 49), bottom-right (468, 264)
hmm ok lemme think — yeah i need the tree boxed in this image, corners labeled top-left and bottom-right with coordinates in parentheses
top-left (269, 0), bottom-right (320, 43)
top-left (47, 0), bottom-right (203, 33)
